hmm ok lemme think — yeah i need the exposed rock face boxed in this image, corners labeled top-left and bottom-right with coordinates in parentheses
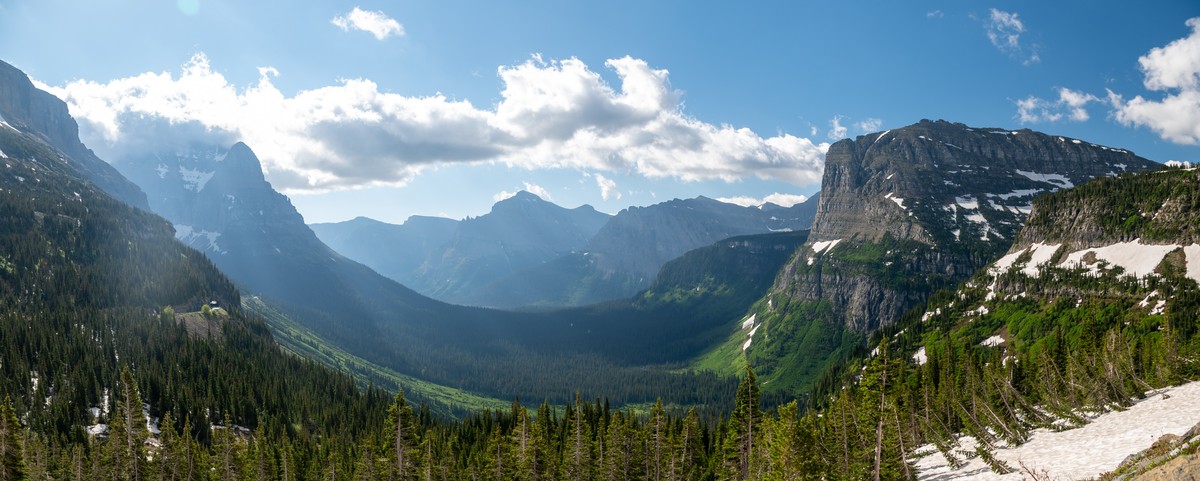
top-left (0, 60), bottom-right (148, 209)
top-left (773, 119), bottom-right (1159, 333)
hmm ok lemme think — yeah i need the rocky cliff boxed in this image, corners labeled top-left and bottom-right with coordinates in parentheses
top-left (0, 60), bottom-right (147, 208)
top-left (779, 119), bottom-right (1158, 331)
top-left (738, 119), bottom-right (1160, 392)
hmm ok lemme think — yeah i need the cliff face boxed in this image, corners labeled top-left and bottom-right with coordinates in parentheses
top-left (740, 120), bottom-right (1160, 393)
top-left (0, 60), bottom-right (148, 209)
top-left (778, 119), bottom-right (1159, 332)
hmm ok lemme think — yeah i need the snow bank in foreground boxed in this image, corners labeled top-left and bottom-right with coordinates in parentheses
top-left (915, 380), bottom-right (1200, 480)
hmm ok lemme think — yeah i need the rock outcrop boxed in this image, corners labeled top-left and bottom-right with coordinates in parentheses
top-left (0, 59), bottom-right (148, 208)
top-left (778, 119), bottom-right (1159, 332)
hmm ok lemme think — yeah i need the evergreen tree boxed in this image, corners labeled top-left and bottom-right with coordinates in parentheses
top-left (0, 396), bottom-right (23, 481)
top-left (383, 389), bottom-right (416, 481)
top-left (561, 393), bottom-right (593, 481)
top-left (722, 366), bottom-right (762, 480)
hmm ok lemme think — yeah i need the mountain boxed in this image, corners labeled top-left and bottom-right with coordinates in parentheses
top-left (472, 195), bottom-right (815, 307)
top-left (868, 164), bottom-right (1200, 478)
top-left (112, 140), bottom-right (745, 409)
top-left (310, 190), bottom-right (610, 305)
top-left (0, 63), bottom-right (388, 453)
top-left (309, 215), bottom-right (458, 289)
top-left (716, 119), bottom-right (1162, 393)
top-left (0, 60), bottom-right (147, 209)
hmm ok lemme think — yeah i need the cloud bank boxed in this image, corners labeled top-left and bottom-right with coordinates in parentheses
top-left (717, 193), bottom-right (808, 208)
top-left (42, 53), bottom-right (828, 193)
top-left (1108, 17), bottom-right (1200, 145)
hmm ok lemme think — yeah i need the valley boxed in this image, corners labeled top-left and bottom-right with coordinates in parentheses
top-left (1, 5), bottom-right (1199, 479)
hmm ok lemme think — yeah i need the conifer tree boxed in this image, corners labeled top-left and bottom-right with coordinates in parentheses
top-left (561, 393), bottom-right (593, 481)
top-left (722, 365), bottom-right (762, 480)
top-left (0, 396), bottom-right (22, 481)
top-left (383, 389), bottom-right (416, 481)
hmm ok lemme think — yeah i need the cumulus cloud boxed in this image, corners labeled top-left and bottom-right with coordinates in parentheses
top-left (43, 53), bottom-right (829, 193)
top-left (1015, 88), bottom-right (1099, 123)
top-left (494, 182), bottom-right (553, 202)
top-left (717, 193), bottom-right (808, 208)
top-left (585, 172), bottom-right (621, 200)
top-left (1108, 17), bottom-right (1200, 144)
top-left (331, 7), bottom-right (404, 40)
top-left (828, 115), bottom-right (847, 140)
top-left (985, 8), bottom-right (1039, 65)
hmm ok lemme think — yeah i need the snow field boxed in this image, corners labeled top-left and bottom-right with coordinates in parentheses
top-left (915, 381), bottom-right (1200, 480)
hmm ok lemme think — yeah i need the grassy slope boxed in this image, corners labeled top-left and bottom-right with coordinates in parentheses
top-left (244, 296), bottom-right (511, 418)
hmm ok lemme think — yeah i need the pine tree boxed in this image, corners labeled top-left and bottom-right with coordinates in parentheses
top-left (383, 389), bottom-right (416, 481)
top-left (722, 366), bottom-right (762, 480)
top-left (0, 396), bottom-right (23, 481)
top-left (107, 367), bottom-right (148, 481)
top-left (561, 393), bottom-right (593, 481)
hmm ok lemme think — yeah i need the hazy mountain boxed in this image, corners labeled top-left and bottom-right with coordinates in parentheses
top-left (112, 140), bottom-right (743, 408)
top-left (0, 60), bottom-right (147, 208)
top-left (310, 190), bottom-right (610, 304)
top-left (309, 215), bottom-right (458, 290)
top-left (0, 61), bottom-right (387, 447)
top-left (705, 119), bottom-right (1162, 392)
top-left (472, 195), bottom-right (815, 308)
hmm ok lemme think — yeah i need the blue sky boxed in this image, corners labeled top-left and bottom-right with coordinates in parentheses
top-left (1, 0), bottom-right (1198, 223)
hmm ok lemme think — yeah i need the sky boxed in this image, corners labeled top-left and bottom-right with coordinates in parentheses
top-left (1, 0), bottom-right (1198, 224)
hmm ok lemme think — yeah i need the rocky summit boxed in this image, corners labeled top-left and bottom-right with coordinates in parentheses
top-left (729, 119), bottom-right (1160, 393)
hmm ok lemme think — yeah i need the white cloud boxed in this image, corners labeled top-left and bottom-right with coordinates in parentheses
top-left (587, 173), bottom-right (620, 200)
top-left (1109, 17), bottom-right (1200, 145)
top-left (1015, 88), bottom-right (1098, 123)
top-left (331, 7), bottom-right (404, 40)
top-left (927, 10), bottom-right (944, 19)
top-left (828, 115), bottom-right (847, 140)
top-left (985, 8), bottom-right (1039, 65)
top-left (855, 118), bottom-right (883, 133)
top-left (717, 193), bottom-right (808, 208)
top-left (494, 182), bottom-right (552, 202)
top-left (43, 53), bottom-right (829, 193)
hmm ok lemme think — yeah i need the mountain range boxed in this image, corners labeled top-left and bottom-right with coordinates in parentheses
top-left (314, 191), bottom-right (818, 308)
top-left (2, 54), bottom-right (1198, 479)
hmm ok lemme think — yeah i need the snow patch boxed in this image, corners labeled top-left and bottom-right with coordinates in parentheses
top-left (741, 314), bottom-right (757, 330)
top-left (955, 196), bottom-right (979, 210)
top-left (1015, 170), bottom-right (1074, 188)
top-left (1185, 244), bottom-right (1200, 285)
top-left (912, 347), bottom-right (927, 365)
top-left (884, 192), bottom-right (906, 209)
top-left (1061, 240), bottom-right (1177, 278)
top-left (812, 239), bottom-right (842, 255)
top-left (980, 335), bottom-right (1004, 347)
top-left (178, 167), bottom-right (215, 192)
top-left (915, 381), bottom-right (1200, 481)
top-left (874, 130), bottom-right (891, 144)
top-left (174, 224), bottom-right (226, 254)
top-left (155, 164), bottom-right (168, 179)
top-left (991, 189), bottom-right (1042, 200)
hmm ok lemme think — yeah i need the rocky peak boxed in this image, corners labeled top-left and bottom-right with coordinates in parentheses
top-left (811, 119), bottom-right (1156, 248)
top-left (0, 60), bottom-right (147, 208)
